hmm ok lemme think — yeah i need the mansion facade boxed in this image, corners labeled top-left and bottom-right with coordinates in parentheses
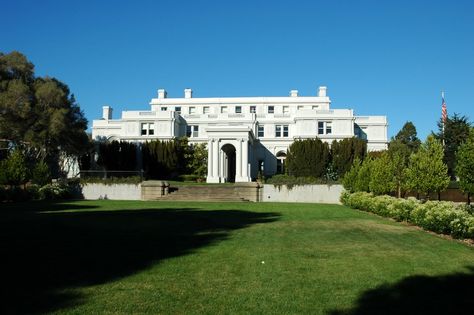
top-left (92, 87), bottom-right (388, 183)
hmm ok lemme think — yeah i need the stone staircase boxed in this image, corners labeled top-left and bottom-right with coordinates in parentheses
top-left (141, 181), bottom-right (262, 202)
top-left (161, 185), bottom-right (249, 202)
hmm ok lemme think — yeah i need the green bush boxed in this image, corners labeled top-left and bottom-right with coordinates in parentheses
top-left (387, 197), bottom-right (419, 222)
top-left (341, 191), bottom-right (474, 239)
top-left (79, 176), bottom-right (142, 185)
top-left (31, 161), bottom-right (52, 186)
top-left (266, 174), bottom-right (336, 189)
top-left (38, 182), bottom-right (72, 200)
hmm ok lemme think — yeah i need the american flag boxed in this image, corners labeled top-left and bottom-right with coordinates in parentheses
top-left (441, 92), bottom-right (447, 124)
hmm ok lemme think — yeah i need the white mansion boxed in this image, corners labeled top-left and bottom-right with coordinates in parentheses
top-left (92, 87), bottom-right (388, 183)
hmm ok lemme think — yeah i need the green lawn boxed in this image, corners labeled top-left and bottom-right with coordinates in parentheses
top-left (1, 200), bottom-right (474, 314)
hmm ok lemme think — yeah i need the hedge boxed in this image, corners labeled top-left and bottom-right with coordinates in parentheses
top-left (341, 191), bottom-right (474, 239)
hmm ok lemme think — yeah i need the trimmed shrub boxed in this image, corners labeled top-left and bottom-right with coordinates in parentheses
top-left (387, 197), bottom-right (419, 222)
top-left (38, 182), bottom-right (72, 200)
top-left (341, 191), bottom-right (474, 239)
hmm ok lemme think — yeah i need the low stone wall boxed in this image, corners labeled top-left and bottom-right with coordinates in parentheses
top-left (80, 183), bottom-right (142, 200)
top-left (263, 184), bottom-right (344, 204)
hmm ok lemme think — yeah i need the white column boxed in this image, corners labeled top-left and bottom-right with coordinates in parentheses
top-left (207, 139), bottom-right (213, 180)
top-left (236, 139), bottom-right (242, 180)
top-left (242, 140), bottom-right (249, 180)
top-left (207, 138), bottom-right (220, 183)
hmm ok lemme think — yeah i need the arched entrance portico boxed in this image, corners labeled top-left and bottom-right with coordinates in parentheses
top-left (205, 126), bottom-right (254, 183)
top-left (221, 144), bottom-right (236, 182)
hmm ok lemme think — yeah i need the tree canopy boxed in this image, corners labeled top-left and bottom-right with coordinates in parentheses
top-left (434, 113), bottom-right (471, 178)
top-left (405, 136), bottom-right (450, 198)
top-left (393, 121), bottom-right (421, 153)
top-left (0, 51), bottom-right (89, 163)
top-left (455, 129), bottom-right (474, 204)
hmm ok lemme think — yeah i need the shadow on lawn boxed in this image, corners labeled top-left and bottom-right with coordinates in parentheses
top-left (330, 266), bottom-right (474, 315)
top-left (0, 203), bottom-right (280, 314)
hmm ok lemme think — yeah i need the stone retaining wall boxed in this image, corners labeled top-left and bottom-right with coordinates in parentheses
top-left (80, 183), bottom-right (142, 200)
top-left (263, 184), bottom-right (344, 204)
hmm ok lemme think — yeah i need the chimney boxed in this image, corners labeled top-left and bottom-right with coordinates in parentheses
top-left (184, 88), bottom-right (193, 99)
top-left (102, 106), bottom-right (112, 120)
top-left (290, 90), bottom-right (298, 97)
top-left (318, 86), bottom-right (327, 97)
top-left (158, 89), bottom-right (167, 99)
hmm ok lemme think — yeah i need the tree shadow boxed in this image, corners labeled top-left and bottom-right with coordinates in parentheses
top-left (330, 266), bottom-right (474, 315)
top-left (0, 204), bottom-right (280, 314)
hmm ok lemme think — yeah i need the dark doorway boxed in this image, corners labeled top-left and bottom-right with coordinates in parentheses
top-left (221, 144), bottom-right (236, 182)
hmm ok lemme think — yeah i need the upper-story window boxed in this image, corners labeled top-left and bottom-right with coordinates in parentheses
top-left (283, 106), bottom-right (289, 114)
top-left (186, 125), bottom-right (199, 137)
top-left (235, 106), bottom-right (242, 114)
top-left (221, 106), bottom-right (228, 113)
top-left (161, 107), bottom-right (167, 111)
top-left (275, 125), bottom-right (289, 137)
top-left (318, 121), bottom-right (332, 135)
top-left (189, 107), bottom-right (196, 114)
top-left (175, 106), bottom-right (181, 114)
top-left (141, 123), bottom-right (154, 136)
top-left (298, 105), bottom-right (304, 110)
top-left (203, 106), bottom-right (210, 114)
top-left (250, 106), bottom-right (256, 113)
top-left (268, 106), bottom-right (274, 114)
top-left (258, 125), bottom-right (264, 138)
top-left (312, 105), bottom-right (319, 110)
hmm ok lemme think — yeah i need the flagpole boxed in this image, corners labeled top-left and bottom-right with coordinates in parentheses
top-left (441, 91), bottom-right (445, 147)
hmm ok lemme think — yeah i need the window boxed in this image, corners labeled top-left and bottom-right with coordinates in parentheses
top-left (326, 122), bottom-right (332, 135)
top-left (250, 106), bottom-right (256, 113)
top-left (318, 122), bottom-right (325, 135)
top-left (175, 106), bottom-right (181, 114)
top-left (312, 105), bottom-right (319, 110)
top-left (258, 125), bottom-right (264, 138)
top-left (221, 106), bottom-right (228, 113)
top-left (297, 105), bottom-right (304, 110)
top-left (161, 107), bottom-right (167, 111)
top-left (275, 125), bottom-right (289, 137)
top-left (189, 107), bottom-right (196, 114)
top-left (235, 106), bottom-right (242, 114)
top-left (203, 106), bottom-right (210, 114)
top-left (275, 125), bottom-right (281, 137)
top-left (186, 125), bottom-right (199, 137)
top-left (141, 123), bottom-right (154, 136)
top-left (283, 106), bottom-right (289, 114)
top-left (318, 121), bottom-right (332, 135)
top-left (268, 106), bottom-right (274, 114)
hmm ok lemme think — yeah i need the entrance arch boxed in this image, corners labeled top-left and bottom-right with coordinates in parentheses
top-left (221, 144), bottom-right (236, 182)
top-left (276, 151), bottom-right (287, 174)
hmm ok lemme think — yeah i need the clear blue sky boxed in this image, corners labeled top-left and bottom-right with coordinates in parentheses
top-left (2, 0), bottom-right (473, 139)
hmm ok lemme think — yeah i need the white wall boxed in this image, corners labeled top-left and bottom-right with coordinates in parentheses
top-left (263, 184), bottom-right (344, 204)
top-left (81, 183), bottom-right (142, 200)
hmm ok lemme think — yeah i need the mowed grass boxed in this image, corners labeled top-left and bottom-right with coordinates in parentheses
top-left (1, 200), bottom-right (474, 314)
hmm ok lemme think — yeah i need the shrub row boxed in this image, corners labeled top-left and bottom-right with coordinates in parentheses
top-left (341, 191), bottom-right (474, 239)
top-left (266, 174), bottom-right (339, 189)
top-left (0, 181), bottom-right (79, 202)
